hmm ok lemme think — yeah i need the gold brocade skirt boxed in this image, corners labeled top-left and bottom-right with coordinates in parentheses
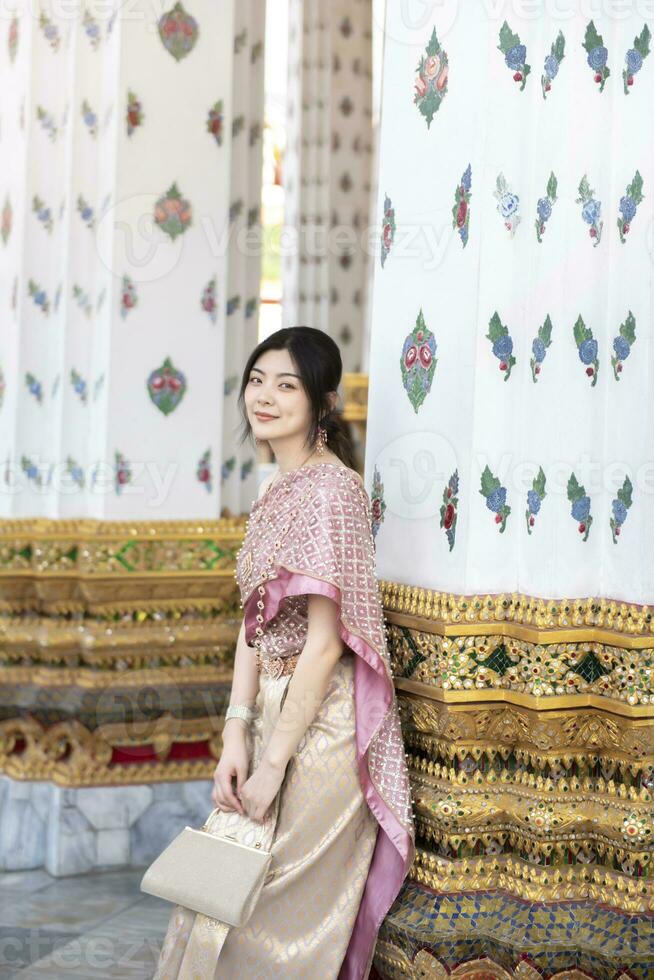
top-left (153, 650), bottom-right (379, 980)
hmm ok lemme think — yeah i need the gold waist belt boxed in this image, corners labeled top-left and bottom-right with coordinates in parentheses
top-left (255, 651), bottom-right (300, 679)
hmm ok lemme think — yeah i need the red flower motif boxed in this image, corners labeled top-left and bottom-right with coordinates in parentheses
top-left (382, 222), bottom-right (392, 248)
top-left (443, 503), bottom-right (455, 529)
top-left (419, 344), bottom-right (432, 368)
top-left (404, 345), bottom-right (417, 368)
top-left (372, 498), bottom-right (382, 522)
top-left (456, 200), bottom-right (467, 228)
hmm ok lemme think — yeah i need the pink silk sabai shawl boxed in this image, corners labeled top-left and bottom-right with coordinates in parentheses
top-left (236, 463), bottom-right (416, 980)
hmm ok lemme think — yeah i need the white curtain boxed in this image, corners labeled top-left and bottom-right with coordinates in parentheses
top-left (221, 0), bottom-right (267, 517)
top-left (366, 5), bottom-right (654, 604)
top-left (0, 0), bottom-right (265, 520)
top-left (283, 0), bottom-right (373, 373)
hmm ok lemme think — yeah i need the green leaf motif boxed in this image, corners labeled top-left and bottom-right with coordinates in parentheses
top-left (553, 31), bottom-right (566, 61)
top-left (628, 170), bottom-right (644, 204)
top-left (419, 89), bottom-right (440, 127)
top-left (486, 312), bottom-right (506, 343)
top-left (567, 473), bottom-right (584, 503)
top-left (618, 475), bottom-right (633, 508)
top-left (480, 465), bottom-right (500, 498)
top-left (583, 20), bottom-right (603, 54)
top-left (540, 314), bottom-right (553, 345)
top-left (426, 26), bottom-right (441, 57)
top-left (546, 172), bottom-right (558, 201)
top-left (621, 310), bottom-right (636, 345)
top-left (577, 175), bottom-right (591, 201)
top-left (573, 314), bottom-right (588, 347)
top-left (498, 21), bottom-right (520, 54)
top-left (634, 24), bottom-right (651, 57)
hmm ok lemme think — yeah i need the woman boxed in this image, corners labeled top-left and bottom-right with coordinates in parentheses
top-left (154, 327), bottom-right (415, 980)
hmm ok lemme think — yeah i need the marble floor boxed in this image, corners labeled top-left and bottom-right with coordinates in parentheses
top-left (0, 868), bottom-right (169, 979)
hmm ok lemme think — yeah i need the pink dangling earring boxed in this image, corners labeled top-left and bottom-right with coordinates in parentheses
top-left (315, 424), bottom-right (327, 455)
top-left (254, 436), bottom-right (260, 446)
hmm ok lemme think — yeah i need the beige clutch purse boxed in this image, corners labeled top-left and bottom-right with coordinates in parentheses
top-left (140, 808), bottom-right (272, 927)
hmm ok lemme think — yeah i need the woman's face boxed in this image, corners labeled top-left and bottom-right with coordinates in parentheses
top-left (245, 348), bottom-right (312, 444)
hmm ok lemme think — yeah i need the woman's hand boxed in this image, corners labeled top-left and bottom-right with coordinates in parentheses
top-left (211, 723), bottom-right (251, 815)
top-left (238, 758), bottom-right (287, 823)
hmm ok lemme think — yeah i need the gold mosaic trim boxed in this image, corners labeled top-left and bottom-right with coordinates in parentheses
top-left (0, 517), bottom-right (247, 614)
top-left (398, 692), bottom-right (654, 906)
top-left (412, 798), bottom-right (653, 869)
top-left (0, 714), bottom-right (222, 787)
top-left (381, 580), bottom-right (654, 642)
top-left (0, 517), bottom-right (246, 537)
top-left (407, 749), bottom-right (653, 802)
top-left (374, 938), bottom-right (636, 979)
top-left (0, 665), bottom-right (232, 688)
top-left (411, 851), bottom-right (654, 911)
top-left (0, 615), bottom-right (239, 681)
top-left (399, 694), bottom-right (654, 756)
top-left (390, 625), bottom-right (654, 705)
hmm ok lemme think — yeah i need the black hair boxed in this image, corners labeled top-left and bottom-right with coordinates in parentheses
top-left (236, 326), bottom-right (358, 470)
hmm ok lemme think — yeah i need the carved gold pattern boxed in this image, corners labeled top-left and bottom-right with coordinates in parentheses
top-left (389, 625), bottom-right (654, 706)
top-left (381, 579), bottom-right (654, 643)
top-left (0, 517), bottom-right (245, 615)
top-left (0, 714), bottom-right (221, 786)
top-left (373, 940), bottom-right (636, 980)
top-left (2, 522), bottom-right (654, 970)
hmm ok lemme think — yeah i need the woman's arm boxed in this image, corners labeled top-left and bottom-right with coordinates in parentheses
top-left (223, 616), bottom-right (260, 738)
top-left (211, 616), bottom-right (260, 815)
top-left (222, 472), bottom-right (276, 739)
top-left (260, 593), bottom-right (344, 770)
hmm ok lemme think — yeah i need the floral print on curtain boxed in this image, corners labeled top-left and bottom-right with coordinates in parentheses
top-left (221, 0), bottom-right (266, 518)
top-left (0, 0), bottom-right (266, 520)
top-left (365, 5), bottom-right (654, 605)
top-left (283, 0), bottom-right (373, 373)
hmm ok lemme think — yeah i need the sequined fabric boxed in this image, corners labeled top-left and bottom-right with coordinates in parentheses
top-left (237, 462), bottom-right (416, 978)
top-left (154, 462), bottom-right (415, 980)
top-left (254, 593), bottom-right (309, 660)
top-left (153, 652), bottom-right (378, 979)
top-left (238, 463), bottom-right (415, 836)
